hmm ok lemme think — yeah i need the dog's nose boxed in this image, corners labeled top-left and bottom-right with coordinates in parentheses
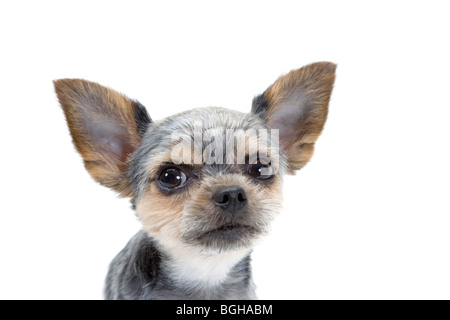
top-left (214, 186), bottom-right (247, 216)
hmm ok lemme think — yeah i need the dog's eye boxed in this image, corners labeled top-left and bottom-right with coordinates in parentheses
top-left (158, 168), bottom-right (187, 189)
top-left (248, 163), bottom-right (274, 180)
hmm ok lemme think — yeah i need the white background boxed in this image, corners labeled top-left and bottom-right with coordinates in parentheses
top-left (1, 1), bottom-right (449, 300)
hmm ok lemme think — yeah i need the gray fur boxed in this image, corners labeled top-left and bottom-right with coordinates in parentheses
top-left (104, 230), bottom-right (256, 300)
top-left (129, 107), bottom-right (275, 198)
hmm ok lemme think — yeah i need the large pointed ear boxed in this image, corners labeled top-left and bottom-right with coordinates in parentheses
top-left (54, 79), bottom-right (151, 196)
top-left (252, 62), bottom-right (336, 173)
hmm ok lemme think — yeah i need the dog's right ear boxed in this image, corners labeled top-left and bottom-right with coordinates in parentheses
top-left (54, 79), bottom-right (151, 197)
top-left (252, 62), bottom-right (336, 173)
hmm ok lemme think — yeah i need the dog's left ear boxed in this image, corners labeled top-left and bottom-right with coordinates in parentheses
top-left (252, 62), bottom-right (336, 173)
top-left (54, 79), bottom-right (151, 196)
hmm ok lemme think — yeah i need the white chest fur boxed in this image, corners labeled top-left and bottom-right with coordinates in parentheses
top-left (163, 245), bottom-right (251, 288)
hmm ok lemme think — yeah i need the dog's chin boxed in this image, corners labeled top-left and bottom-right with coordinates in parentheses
top-left (183, 223), bottom-right (262, 253)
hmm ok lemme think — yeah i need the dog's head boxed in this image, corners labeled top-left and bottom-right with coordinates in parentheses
top-left (54, 62), bottom-right (336, 254)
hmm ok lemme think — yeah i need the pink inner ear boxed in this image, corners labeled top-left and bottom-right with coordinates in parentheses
top-left (84, 117), bottom-right (134, 165)
top-left (266, 92), bottom-right (311, 151)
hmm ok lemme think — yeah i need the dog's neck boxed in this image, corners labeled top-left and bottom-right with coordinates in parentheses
top-left (104, 230), bottom-right (256, 299)
top-left (159, 242), bottom-right (252, 288)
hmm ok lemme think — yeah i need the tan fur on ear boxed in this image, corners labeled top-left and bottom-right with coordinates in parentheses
top-left (54, 79), bottom-right (148, 196)
top-left (254, 62), bottom-right (336, 172)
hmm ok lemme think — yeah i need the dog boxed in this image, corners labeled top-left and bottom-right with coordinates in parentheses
top-left (54, 62), bottom-right (336, 299)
